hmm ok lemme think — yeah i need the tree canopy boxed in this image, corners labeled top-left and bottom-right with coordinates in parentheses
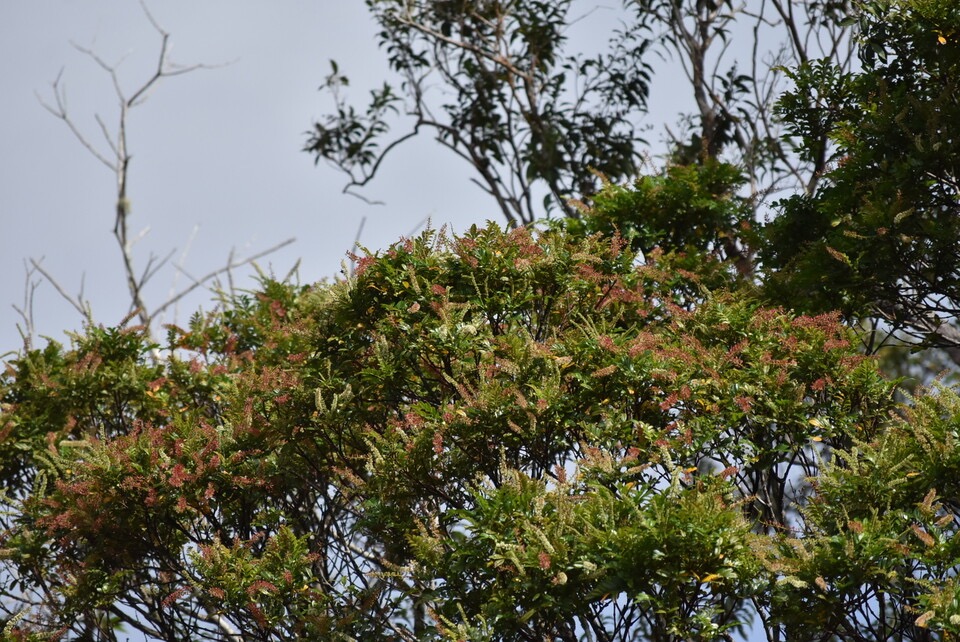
top-left (305, 0), bottom-right (854, 226)
top-left (2, 219), bottom-right (960, 640)
top-left (3, 223), bottom-right (960, 640)
top-left (3, 0), bottom-right (960, 640)
top-left (765, 0), bottom-right (960, 359)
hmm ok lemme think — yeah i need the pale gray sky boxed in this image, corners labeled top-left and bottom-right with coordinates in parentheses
top-left (1, 1), bottom-right (506, 352)
top-left (0, 2), bottom-right (703, 353)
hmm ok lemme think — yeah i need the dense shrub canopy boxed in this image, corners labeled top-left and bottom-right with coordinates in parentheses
top-left (3, 1), bottom-right (960, 638)
top-left (764, 0), bottom-right (960, 352)
top-left (4, 224), bottom-right (960, 640)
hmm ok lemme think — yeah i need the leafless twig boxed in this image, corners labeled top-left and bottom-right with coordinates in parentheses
top-left (152, 237), bottom-right (296, 320)
top-left (27, 258), bottom-right (94, 325)
top-left (31, 1), bottom-right (293, 351)
top-left (11, 262), bottom-right (42, 352)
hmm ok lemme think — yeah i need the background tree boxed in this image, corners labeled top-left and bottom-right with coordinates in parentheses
top-left (306, 0), bottom-right (652, 226)
top-left (18, 1), bottom-right (294, 351)
top-left (306, 0), bottom-right (858, 230)
top-left (764, 0), bottom-right (960, 364)
top-left (640, 0), bottom-right (857, 190)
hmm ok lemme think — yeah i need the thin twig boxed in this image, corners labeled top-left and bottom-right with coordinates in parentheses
top-left (11, 262), bottom-right (43, 351)
top-left (35, 70), bottom-right (117, 172)
top-left (34, 0), bottom-right (240, 345)
top-left (28, 258), bottom-right (93, 324)
top-left (151, 237), bottom-right (296, 319)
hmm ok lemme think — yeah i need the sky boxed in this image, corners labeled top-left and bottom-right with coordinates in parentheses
top-left (0, 1), bottom-right (717, 357)
top-left (0, 1), bottom-right (527, 353)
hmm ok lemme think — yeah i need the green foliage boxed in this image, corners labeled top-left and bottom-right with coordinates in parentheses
top-left (765, 0), bottom-right (960, 351)
top-left (0, 327), bottom-right (164, 491)
top-left (9, 1), bottom-right (960, 639)
top-left (307, 0), bottom-right (653, 224)
top-left (768, 384), bottom-right (960, 638)
top-left (9, 4), bottom-right (960, 631)
top-left (565, 160), bottom-right (755, 281)
top-left (8, 223), bottom-right (957, 640)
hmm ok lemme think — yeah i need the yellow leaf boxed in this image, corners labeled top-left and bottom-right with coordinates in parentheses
top-left (938, 35), bottom-right (947, 45)
top-left (811, 435), bottom-right (822, 442)
top-left (701, 573), bottom-right (722, 583)
top-left (916, 610), bottom-right (935, 628)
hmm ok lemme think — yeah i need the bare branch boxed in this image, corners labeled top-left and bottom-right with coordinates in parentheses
top-left (394, 13), bottom-right (533, 83)
top-left (137, 248), bottom-right (176, 294)
top-left (11, 261), bottom-right (42, 352)
top-left (225, 247), bottom-right (236, 296)
top-left (339, 126), bottom-right (424, 196)
top-left (32, 1), bottom-right (250, 346)
top-left (36, 70), bottom-right (117, 172)
top-left (27, 258), bottom-right (93, 325)
top-left (150, 237), bottom-right (296, 320)
top-left (159, 224), bottom-right (201, 325)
